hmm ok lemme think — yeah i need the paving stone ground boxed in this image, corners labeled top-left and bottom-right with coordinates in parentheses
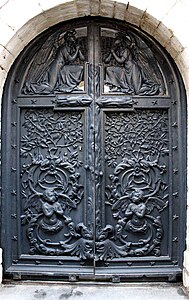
top-left (0, 282), bottom-right (188, 300)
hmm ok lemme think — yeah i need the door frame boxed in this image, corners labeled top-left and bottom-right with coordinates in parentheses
top-left (1, 17), bottom-right (187, 282)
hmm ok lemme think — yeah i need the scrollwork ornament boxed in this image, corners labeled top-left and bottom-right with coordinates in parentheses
top-left (20, 109), bottom-right (93, 259)
top-left (95, 110), bottom-right (169, 260)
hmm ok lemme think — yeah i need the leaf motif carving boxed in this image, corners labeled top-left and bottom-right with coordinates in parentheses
top-left (96, 109), bottom-right (170, 259)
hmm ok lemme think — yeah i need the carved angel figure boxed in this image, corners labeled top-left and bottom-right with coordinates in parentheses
top-left (40, 188), bottom-right (65, 233)
top-left (112, 183), bottom-right (168, 236)
top-left (123, 189), bottom-right (147, 233)
top-left (104, 32), bottom-right (164, 95)
top-left (22, 29), bottom-right (85, 94)
top-left (34, 187), bottom-right (77, 234)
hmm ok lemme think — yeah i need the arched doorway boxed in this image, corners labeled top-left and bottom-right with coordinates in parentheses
top-left (1, 17), bottom-right (186, 282)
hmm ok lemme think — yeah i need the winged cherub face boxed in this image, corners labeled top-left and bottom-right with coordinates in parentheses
top-left (131, 188), bottom-right (144, 204)
top-left (43, 188), bottom-right (58, 204)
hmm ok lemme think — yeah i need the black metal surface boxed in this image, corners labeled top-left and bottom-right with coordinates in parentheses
top-left (1, 18), bottom-right (187, 281)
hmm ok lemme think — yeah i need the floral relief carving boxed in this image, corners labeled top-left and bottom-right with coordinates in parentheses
top-left (96, 110), bottom-right (169, 260)
top-left (20, 109), bottom-right (93, 258)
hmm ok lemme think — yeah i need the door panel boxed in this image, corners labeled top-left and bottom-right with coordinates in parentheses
top-left (97, 108), bottom-right (169, 256)
top-left (20, 108), bottom-right (86, 255)
top-left (95, 108), bottom-right (171, 268)
top-left (94, 22), bottom-right (185, 278)
top-left (1, 18), bottom-right (186, 281)
top-left (12, 104), bottom-right (95, 275)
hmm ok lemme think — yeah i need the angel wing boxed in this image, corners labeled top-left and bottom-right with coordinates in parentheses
top-left (146, 196), bottom-right (168, 213)
top-left (58, 193), bottom-right (77, 209)
top-left (23, 29), bottom-right (63, 85)
top-left (112, 194), bottom-right (131, 211)
top-left (24, 193), bottom-right (42, 211)
top-left (127, 31), bottom-right (165, 93)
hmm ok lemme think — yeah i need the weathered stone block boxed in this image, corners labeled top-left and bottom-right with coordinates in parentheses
top-left (90, 0), bottom-right (100, 16)
top-left (100, 0), bottom-right (115, 18)
top-left (125, 5), bottom-right (144, 27)
top-left (45, 2), bottom-right (78, 21)
top-left (76, 0), bottom-right (91, 17)
top-left (114, 2), bottom-right (127, 20)
top-left (153, 22), bottom-right (173, 47)
top-left (0, 47), bottom-right (14, 72)
top-left (175, 48), bottom-right (189, 75)
top-left (140, 12), bottom-right (160, 36)
top-left (165, 35), bottom-right (184, 59)
top-left (3, 35), bottom-right (28, 66)
top-left (14, 16), bottom-right (47, 47)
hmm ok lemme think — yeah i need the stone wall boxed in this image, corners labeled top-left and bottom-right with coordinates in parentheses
top-left (0, 0), bottom-right (189, 288)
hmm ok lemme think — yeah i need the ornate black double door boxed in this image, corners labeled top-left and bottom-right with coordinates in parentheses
top-left (2, 18), bottom-right (186, 281)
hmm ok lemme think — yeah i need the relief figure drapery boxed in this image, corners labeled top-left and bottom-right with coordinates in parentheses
top-left (22, 29), bottom-right (85, 94)
top-left (104, 32), bottom-right (164, 95)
